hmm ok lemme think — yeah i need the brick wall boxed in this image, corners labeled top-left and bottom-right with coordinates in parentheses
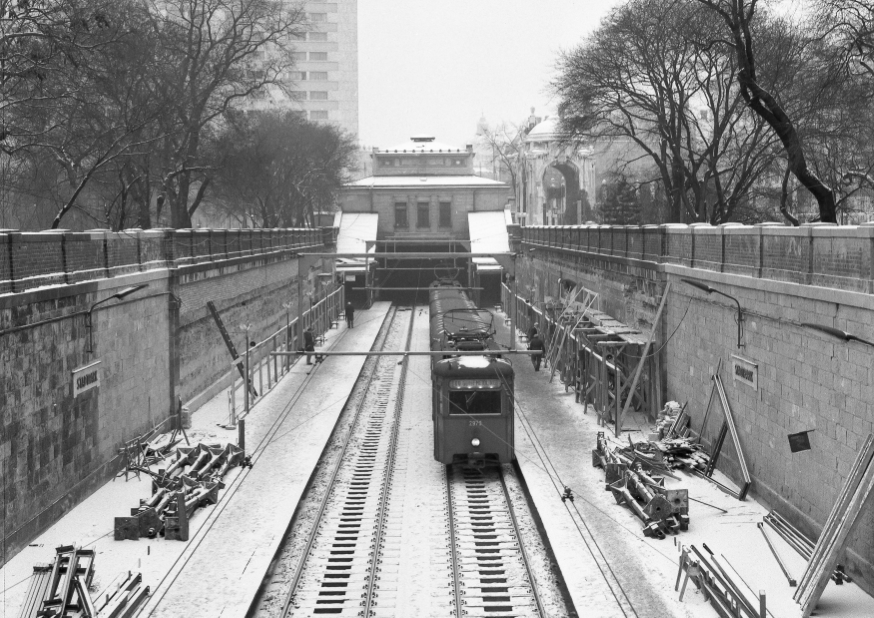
top-left (1, 228), bottom-right (333, 567)
top-left (1, 273), bottom-right (170, 566)
top-left (518, 222), bottom-right (874, 592)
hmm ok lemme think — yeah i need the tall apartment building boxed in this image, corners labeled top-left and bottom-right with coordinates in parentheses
top-left (289, 1), bottom-right (359, 138)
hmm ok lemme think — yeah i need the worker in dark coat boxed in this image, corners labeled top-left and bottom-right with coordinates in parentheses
top-left (528, 331), bottom-right (546, 372)
top-left (345, 302), bottom-right (355, 328)
top-left (303, 327), bottom-right (316, 365)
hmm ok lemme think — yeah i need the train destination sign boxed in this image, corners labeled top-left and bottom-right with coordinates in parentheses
top-left (731, 355), bottom-right (757, 390)
top-left (72, 361), bottom-right (102, 397)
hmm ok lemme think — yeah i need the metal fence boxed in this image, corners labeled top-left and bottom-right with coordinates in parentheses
top-left (225, 286), bottom-right (345, 422)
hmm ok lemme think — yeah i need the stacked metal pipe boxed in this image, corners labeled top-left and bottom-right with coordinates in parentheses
top-left (114, 442), bottom-right (250, 541)
top-left (592, 432), bottom-right (689, 539)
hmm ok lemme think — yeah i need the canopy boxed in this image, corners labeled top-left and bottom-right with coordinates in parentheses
top-left (468, 211), bottom-right (510, 272)
top-left (335, 212), bottom-right (378, 272)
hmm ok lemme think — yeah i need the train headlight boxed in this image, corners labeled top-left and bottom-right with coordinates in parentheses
top-left (471, 438), bottom-right (481, 447)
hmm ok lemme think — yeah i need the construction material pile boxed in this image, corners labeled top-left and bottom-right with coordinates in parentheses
top-left (17, 545), bottom-right (148, 618)
top-left (592, 431), bottom-right (689, 539)
top-left (114, 442), bottom-right (251, 542)
top-left (677, 543), bottom-right (767, 618)
top-left (650, 439), bottom-right (711, 472)
top-left (763, 511), bottom-right (848, 585)
top-left (794, 433), bottom-right (874, 617)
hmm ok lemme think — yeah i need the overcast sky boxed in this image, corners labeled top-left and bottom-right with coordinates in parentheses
top-left (357, 0), bottom-right (622, 149)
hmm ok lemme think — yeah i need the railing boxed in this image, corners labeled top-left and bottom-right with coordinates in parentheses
top-left (225, 286), bottom-right (345, 421)
top-left (522, 223), bottom-right (874, 294)
top-left (0, 227), bottom-right (339, 295)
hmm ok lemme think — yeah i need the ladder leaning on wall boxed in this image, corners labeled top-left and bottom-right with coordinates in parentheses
top-left (545, 285), bottom-right (599, 383)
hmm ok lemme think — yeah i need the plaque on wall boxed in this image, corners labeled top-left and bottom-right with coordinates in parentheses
top-left (72, 361), bottom-right (102, 397)
top-left (730, 355), bottom-right (757, 390)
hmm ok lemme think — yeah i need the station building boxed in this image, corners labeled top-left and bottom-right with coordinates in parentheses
top-left (337, 136), bottom-right (512, 306)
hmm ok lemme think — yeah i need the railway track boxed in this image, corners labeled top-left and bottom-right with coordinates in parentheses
top-left (444, 464), bottom-right (569, 618)
top-left (252, 305), bottom-right (413, 617)
top-left (253, 304), bottom-right (573, 618)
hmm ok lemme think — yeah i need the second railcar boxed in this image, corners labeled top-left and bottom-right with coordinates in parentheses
top-left (429, 280), bottom-right (515, 465)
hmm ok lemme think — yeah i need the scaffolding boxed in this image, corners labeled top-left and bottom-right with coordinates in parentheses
top-left (502, 283), bottom-right (661, 437)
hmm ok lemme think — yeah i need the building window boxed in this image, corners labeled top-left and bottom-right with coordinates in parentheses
top-left (454, 159), bottom-right (463, 166)
top-left (309, 71), bottom-right (328, 80)
top-left (290, 71), bottom-right (306, 81)
top-left (395, 203), bottom-right (408, 228)
top-left (310, 110), bottom-right (329, 120)
top-left (417, 202), bottom-right (430, 229)
top-left (290, 31), bottom-right (305, 40)
top-left (292, 52), bottom-right (306, 62)
top-left (309, 12), bottom-right (327, 22)
top-left (309, 52), bottom-right (328, 61)
top-left (382, 158), bottom-right (393, 166)
top-left (309, 91), bottom-right (329, 100)
top-left (308, 32), bottom-right (328, 42)
top-left (439, 202), bottom-right (451, 228)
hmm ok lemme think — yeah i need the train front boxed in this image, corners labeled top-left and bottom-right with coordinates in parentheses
top-left (432, 355), bottom-right (514, 465)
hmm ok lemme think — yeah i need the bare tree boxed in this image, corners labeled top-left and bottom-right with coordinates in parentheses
top-left (476, 122), bottom-right (525, 203)
top-left (142, 0), bottom-right (306, 228)
top-left (695, 0), bottom-right (839, 222)
top-left (209, 110), bottom-right (356, 228)
top-left (556, 0), bottom-right (782, 223)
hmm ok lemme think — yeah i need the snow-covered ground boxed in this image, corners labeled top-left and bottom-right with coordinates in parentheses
top-left (3, 300), bottom-right (874, 618)
top-left (496, 309), bottom-right (874, 618)
top-left (0, 303), bottom-right (392, 618)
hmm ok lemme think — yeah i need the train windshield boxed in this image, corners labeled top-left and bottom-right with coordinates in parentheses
top-left (447, 390), bottom-right (502, 415)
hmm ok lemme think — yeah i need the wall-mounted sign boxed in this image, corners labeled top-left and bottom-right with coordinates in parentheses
top-left (731, 355), bottom-right (758, 390)
top-left (72, 361), bottom-right (102, 397)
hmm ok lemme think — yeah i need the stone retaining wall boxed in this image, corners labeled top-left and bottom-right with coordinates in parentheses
top-left (0, 228), bottom-right (334, 566)
top-left (519, 222), bottom-right (874, 593)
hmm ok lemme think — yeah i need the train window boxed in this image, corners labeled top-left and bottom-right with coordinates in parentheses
top-left (448, 390), bottom-right (501, 415)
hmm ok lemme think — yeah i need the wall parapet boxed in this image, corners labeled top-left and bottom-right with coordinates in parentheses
top-left (522, 223), bottom-right (874, 294)
top-left (0, 226), bottom-right (335, 295)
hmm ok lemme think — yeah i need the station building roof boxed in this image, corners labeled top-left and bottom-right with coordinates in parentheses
top-left (345, 175), bottom-right (508, 188)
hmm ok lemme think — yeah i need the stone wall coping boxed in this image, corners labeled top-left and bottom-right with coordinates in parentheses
top-left (761, 225), bottom-right (812, 237)
top-left (693, 225), bottom-right (723, 235)
top-left (665, 262), bottom-right (874, 311)
top-left (724, 226), bottom-right (763, 236)
top-left (811, 224), bottom-right (874, 238)
top-left (0, 268), bottom-right (171, 310)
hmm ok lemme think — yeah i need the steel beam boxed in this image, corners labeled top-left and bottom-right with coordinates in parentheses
top-left (271, 350), bottom-right (542, 357)
top-left (352, 287), bottom-right (484, 291)
top-left (301, 252), bottom-right (514, 259)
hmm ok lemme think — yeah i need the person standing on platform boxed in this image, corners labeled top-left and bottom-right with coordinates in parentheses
top-left (528, 331), bottom-right (546, 372)
top-left (345, 302), bottom-right (355, 328)
top-left (527, 324), bottom-right (538, 342)
top-left (303, 327), bottom-right (316, 365)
